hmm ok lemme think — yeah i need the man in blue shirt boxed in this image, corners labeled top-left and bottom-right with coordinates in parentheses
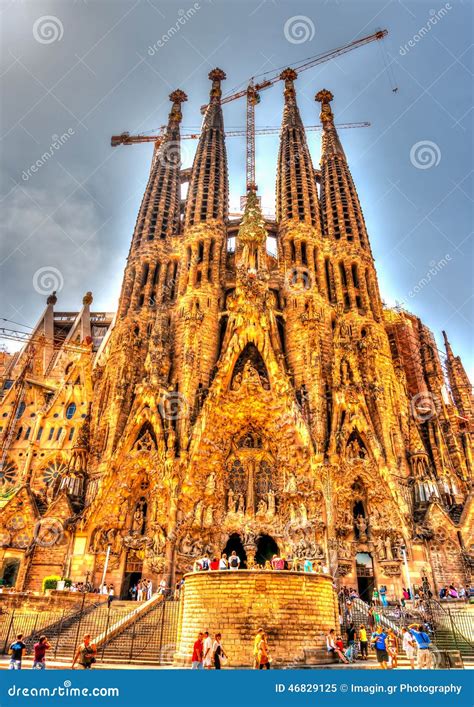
top-left (408, 623), bottom-right (433, 669)
top-left (370, 626), bottom-right (389, 669)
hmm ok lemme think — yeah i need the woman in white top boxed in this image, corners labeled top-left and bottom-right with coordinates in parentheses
top-left (402, 627), bottom-right (416, 669)
top-left (219, 554), bottom-right (229, 570)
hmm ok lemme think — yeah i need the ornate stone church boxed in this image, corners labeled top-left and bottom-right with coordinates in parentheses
top-left (0, 69), bottom-right (472, 600)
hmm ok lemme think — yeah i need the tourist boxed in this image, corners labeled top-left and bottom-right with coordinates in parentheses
top-left (380, 585), bottom-right (388, 607)
top-left (32, 635), bottom-right (51, 669)
top-left (107, 584), bottom-right (115, 608)
top-left (210, 557), bottom-right (219, 571)
top-left (359, 624), bottom-right (368, 660)
top-left (229, 550), bottom-right (240, 570)
top-left (256, 632), bottom-right (271, 669)
top-left (8, 633), bottom-right (26, 670)
top-left (370, 626), bottom-right (389, 669)
top-left (253, 628), bottom-right (264, 668)
top-left (326, 629), bottom-right (348, 664)
top-left (303, 558), bottom-right (313, 573)
top-left (191, 632), bottom-right (204, 669)
top-left (199, 555), bottom-right (210, 571)
top-left (212, 633), bottom-right (227, 669)
top-left (458, 586), bottom-right (466, 600)
top-left (137, 582), bottom-right (144, 601)
top-left (335, 635), bottom-right (344, 653)
top-left (159, 578), bottom-right (167, 596)
top-left (146, 579), bottom-right (153, 600)
top-left (372, 587), bottom-right (379, 605)
top-left (271, 554), bottom-right (280, 570)
top-left (202, 631), bottom-right (213, 669)
top-left (129, 584), bottom-right (137, 601)
top-left (402, 626), bottom-right (416, 669)
top-left (439, 585), bottom-right (448, 600)
top-left (219, 553), bottom-right (229, 570)
top-left (387, 629), bottom-right (398, 669)
top-left (72, 634), bottom-right (97, 670)
top-left (346, 622), bottom-right (356, 647)
top-left (402, 587), bottom-right (410, 601)
top-left (448, 583), bottom-right (458, 599)
top-left (408, 623), bottom-right (433, 669)
top-left (101, 583), bottom-right (108, 595)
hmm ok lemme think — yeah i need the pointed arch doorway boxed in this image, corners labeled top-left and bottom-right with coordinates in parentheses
top-left (223, 533), bottom-right (247, 569)
top-left (255, 535), bottom-right (279, 567)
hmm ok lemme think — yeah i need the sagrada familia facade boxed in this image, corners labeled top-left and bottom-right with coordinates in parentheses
top-left (0, 69), bottom-right (472, 600)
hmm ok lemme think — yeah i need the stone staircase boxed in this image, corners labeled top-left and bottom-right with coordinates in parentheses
top-left (99, 598), bottom-right (180, 665)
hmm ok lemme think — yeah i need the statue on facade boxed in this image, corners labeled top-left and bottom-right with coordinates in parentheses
top-left (267, 489), bottom-right (276, 517)
top-left (355, 514), bottom-right (368, 540)
top-left (227, 488), bottom-right (236, 513)
top-left (384, 535), bottom-right (394, 561)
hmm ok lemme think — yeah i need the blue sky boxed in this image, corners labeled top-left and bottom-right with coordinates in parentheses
top-left (0, 0), bottom-right (472, 378)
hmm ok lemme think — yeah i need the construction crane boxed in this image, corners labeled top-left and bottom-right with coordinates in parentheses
top-left (204, 29), bottom-right (388, 191)
top-left (111, 121), bottom-right (370, 148)
top-left (111, 30), bottom-right (387, 190)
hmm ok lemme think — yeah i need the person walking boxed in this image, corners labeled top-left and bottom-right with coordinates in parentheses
top-left (8, 633), bottom-right (26, 670)
top-left (402, 626), bottom-right (416, 669)
top-left (32, 636), bottom-right (51, 669)
top-left (202, 631), bottom-right (213, 669)
top-left (346, 622), bottom-right (356, 647)
top-left (368, 606), bottom-right (376, 632)
top-left (229, 550), bottom-right (240, 570)
top-left (387, 629), bottom-right (398, 669)
top-left (212, 633), bottom-right (227, 669)
top-left (191, 632), bottom-right (204, 669)
top-left (72, 634), bottom-right (97, 670)
top-left (253, 628), bottom-right (264, 668)
top-left (107, 584), bottom-right (115, 608)
top-left (408, 623), bottom-right (433, 669)
top-left (359, 624), bottom-right (368, 660)
top-left (370, 626), bottom-right (389, 669)
top-left (256, 632), bottom-right (271, 669)
top-left (146, 579), bottom-right (153, 600)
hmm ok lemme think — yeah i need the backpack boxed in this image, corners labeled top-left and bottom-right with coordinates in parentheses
top-left (230, 556), bottom-right (239, 568)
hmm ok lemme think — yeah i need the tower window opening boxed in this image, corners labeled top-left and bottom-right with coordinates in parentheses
top-left (290, 240), bottom-right (296, 262)
top-left (197, 241), bottom-right (204, 264)
top-left (301, 241), bottom-right (308, 265)
top-left (48, 428), bottom-right (55, 441)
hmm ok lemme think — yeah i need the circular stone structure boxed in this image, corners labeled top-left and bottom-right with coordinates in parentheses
top-left (174, 570), bottom-right (338, 667)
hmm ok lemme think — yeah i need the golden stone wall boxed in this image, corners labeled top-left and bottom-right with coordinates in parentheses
top-left (174, 570), bottom-right (338, 667)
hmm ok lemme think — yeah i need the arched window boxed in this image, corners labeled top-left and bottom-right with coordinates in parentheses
top-left (65, 403), bottom-right (76, 419)
top-left (228, 459), bottom-right (246, 495)
top-left (0, 459), bottom-right (18, 489)
top-left (255, 459), bottom-right (273, 499)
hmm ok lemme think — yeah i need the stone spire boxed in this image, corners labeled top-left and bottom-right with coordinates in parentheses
top-left (130, 89), bottom-right (187, 252)
top-left (316, 89), bottom-right (369, 252)
top-left (185, 68), bottom-right (228, 227)
top-left (442, 331), bottom-right (473, 425)
top-left (59, 409), bottom-right (91, 509)
top-left (276, 69), bottom-right (321, 230)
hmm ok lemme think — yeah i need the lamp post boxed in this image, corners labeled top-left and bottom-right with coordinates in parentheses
top-left (100, 544), bottom-right (112, 591)
top-left (400, 545), bottom-right (413, 599)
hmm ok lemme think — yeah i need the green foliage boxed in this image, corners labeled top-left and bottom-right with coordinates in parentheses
top-left (42, 575), bottom-right (61, 592)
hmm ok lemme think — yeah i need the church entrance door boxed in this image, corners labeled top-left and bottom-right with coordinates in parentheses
top-left (356, 552), bottom-right (375, 602)
top-left (222, 533), bottom-right (247, 569)
top-left (255, 535), bottom-right (279, 567)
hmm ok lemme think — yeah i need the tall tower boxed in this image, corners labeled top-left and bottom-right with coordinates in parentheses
top-left (316, 89), bottom-right (398, 463)
top-left (91, 90), bottom-right (187, 459)
top-left (174, 69), bottom-right (229, 446)
top-left (276, 69), bottom-right (327, 452)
